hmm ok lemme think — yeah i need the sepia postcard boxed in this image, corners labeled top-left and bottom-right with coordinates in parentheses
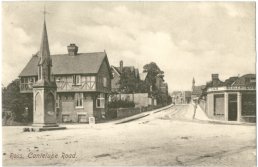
top-left (2, 1), bottom-right (256, 166)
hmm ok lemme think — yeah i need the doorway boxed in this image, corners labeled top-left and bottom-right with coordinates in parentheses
top-left (228, 94), bottom-right (237, 121)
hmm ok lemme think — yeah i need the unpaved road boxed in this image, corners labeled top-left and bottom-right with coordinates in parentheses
top-left (3, 104), bottom-right (256, 166)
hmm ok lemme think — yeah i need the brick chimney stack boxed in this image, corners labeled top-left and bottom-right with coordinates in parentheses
top-left (212, 74), bottom-right (219, 81)
top-left (120, 60), bottom-right (123, 72)
top-left (67, 44), bottom-right (78, 56)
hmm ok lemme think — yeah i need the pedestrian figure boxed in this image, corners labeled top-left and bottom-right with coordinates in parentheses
top-left (192, 101), bottom-right (197, 120)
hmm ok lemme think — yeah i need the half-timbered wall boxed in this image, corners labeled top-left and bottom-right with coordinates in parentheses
top-left (55, 75), bottom-right (96, 92)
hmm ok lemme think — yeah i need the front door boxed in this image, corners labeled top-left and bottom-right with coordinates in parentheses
top-left (228, 94), bottom-right (237, 121)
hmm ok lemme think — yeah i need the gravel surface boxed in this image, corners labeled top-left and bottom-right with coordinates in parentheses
top-left (3, 104), bottom-right (256, 166)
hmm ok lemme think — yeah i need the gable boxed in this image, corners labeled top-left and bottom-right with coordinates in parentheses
top-left (98, 55), bottom-right (112, 78)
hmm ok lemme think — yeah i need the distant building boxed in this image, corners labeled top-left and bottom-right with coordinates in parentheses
top-left (205, 74), bottom-right (256, 122)
top-left (171, 91), bottom-right (191, 104)
top-left (111, 60), bottom-right (139, 93)
top-left (19, 20), bottom-right (112, 123)
top-left (191, 77), bottom-right (205, 101)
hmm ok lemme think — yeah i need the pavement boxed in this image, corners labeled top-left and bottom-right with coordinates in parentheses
top-left (193, 104), bottom-right (256, 126)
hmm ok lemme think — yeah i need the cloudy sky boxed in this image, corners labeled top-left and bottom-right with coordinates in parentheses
top-left (2, 2), bottom-right (256, 91)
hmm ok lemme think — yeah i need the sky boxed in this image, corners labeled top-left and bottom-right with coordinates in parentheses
top-left (2, 2), bottom-right (256, 92)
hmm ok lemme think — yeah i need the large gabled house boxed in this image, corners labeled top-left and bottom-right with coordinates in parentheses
top-left (19, 19), bottom-right (112, 123)
top-left (111, 60), bottom-right (140, 93)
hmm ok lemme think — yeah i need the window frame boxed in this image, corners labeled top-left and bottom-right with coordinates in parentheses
top-left (75, 93), bottom-right (84, 108)
top-left (73, 75), bottom-right (81, 86)
top-left (96, 93), bottom-right (105, 108)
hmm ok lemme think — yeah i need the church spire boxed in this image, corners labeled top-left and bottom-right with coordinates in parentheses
top-left (38, 20), bottom-right (50, 63)
top-left (37, 7), bottom-right (52, 82)
top-left (192, 77), bottom-right (195, 91)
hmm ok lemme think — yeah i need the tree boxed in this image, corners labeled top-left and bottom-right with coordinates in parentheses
top-left (142, 62), bottom-right (164, 93)
top-left (2, 79), bottom-right (33, 123)
top-left (118, 69), bottom-right (139, 93)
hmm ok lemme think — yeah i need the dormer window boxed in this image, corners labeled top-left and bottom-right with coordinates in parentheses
top-left (73, 75), bottom-right (81, 85)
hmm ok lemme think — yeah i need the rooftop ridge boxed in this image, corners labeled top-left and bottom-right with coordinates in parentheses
top-left (51, 51), bottom-right (105, 56)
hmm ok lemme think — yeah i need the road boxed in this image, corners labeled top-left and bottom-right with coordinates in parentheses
top-left (3, 104), bottom-right (256, 166)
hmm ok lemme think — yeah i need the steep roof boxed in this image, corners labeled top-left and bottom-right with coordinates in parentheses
top-left (232, 74), bottom-right (256, 87)
top-left (111, 66), bottom-right (122, 75)
top-left (19, 52), bottom-right (107, 77)
top-left (223, 76), bottom-right (239, 86)
top-left (112, 65), bottom-right (139, 78)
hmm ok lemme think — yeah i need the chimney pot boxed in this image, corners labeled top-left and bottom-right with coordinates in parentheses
top-left (67, 44), bottom-right (78, 56)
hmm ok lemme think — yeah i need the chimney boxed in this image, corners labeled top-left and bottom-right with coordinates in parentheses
top-left (120, 60), bottom-right (123, 72)
top-left (67, 44), bottom-right (78, 56)
top-left (212, 74), bottom-right (219, 81)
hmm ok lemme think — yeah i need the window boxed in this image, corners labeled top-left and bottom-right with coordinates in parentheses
top-left (214, 94), bottom-right (224, 115)
top-left (103, 77), bottom-right (107, 87)
top-left (28, 77), bottom-right (35, 89)
top-left (73, 75), bottom-right (81, 85)
top-left (75, 93), bottom-right (83, 108)
top-left (242, 94), bottom-right (256, 116)
top-left (96, 93), bottom-right (105, 108)
top-left (21, 77), bottom-right (35, 90)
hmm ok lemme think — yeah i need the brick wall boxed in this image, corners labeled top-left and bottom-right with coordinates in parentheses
top-left (59, 93), bottom-right (95, 123)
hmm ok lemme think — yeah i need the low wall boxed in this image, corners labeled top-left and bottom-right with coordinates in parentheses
top-left (116, 107), bottom-right (141, 118)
